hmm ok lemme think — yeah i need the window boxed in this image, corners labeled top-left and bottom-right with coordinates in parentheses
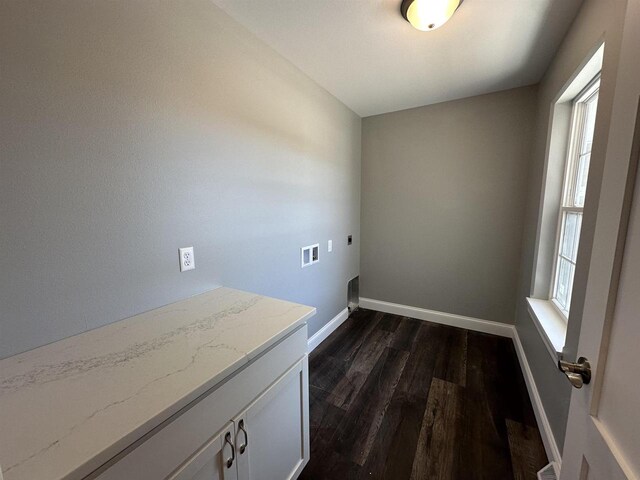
top-left (527, 46), bottom-right (603, 362)
top-left (550, 78), bottom-right (600, 319)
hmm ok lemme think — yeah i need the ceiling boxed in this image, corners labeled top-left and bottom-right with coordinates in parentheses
top-left (212, 0), bottom-right (583, 117)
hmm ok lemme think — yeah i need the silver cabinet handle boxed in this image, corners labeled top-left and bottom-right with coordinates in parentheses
top-left (238, 419), bottom-right (248, 454)
top-left (224, 431), bottom-right (235, 468)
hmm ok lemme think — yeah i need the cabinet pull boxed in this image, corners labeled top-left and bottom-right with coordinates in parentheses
top-left (224, 432), bottom-right (235, 468)
top-left (238, 419), bottom-right (249, 454)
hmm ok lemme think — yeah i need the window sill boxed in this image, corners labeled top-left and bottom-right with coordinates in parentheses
top-left (526, 297), bottom-right (567, 363)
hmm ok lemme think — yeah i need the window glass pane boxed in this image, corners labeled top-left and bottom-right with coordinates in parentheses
top-left (573, 213), bottom-right (582, 261)
top-left (551, 81), bottom-right (599, 317)
top-left (561, 212), bottom-right (582, 262)
top-left (566, 261), bottom-right (576, 313)
top-left (581, 94), bottom-right (598, 154)
top-left (555, 257), bottom-right (572, 310)
top-left (574, 153), bottom-right (590, 207)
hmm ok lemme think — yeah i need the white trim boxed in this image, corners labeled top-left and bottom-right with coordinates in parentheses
top-left (526, 298), bottom-right (566, 363)
top-left (307, 308), bottom-right (349, 353)
top-left (513, 328), bottom-right (562, 468)
top-left (531, 43), bottom-right (604, 299)
top-left (359, 298), bottom-right (513, 337)
top-left (556, 43), bottom-right (604, 104)
top-left (549, 79), bottom-right (600, 314)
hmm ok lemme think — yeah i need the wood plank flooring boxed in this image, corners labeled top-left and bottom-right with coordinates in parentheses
top-left (299, 308), bottom-right (548, 480)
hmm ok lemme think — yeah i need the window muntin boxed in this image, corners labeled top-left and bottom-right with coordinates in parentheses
top-left (551, 79), bottom-right (600, 318)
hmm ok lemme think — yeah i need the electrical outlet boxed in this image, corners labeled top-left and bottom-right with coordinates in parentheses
top-left (179, 247), bottom-right (195, 272)
top-left (328, 240), bottom-right (333, 252)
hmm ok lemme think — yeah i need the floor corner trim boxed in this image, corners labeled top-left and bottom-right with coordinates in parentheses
top-left (359, 297), bottom-right (514, 337)
top-left (307, 307), bottom-right (349, 353)
top-left (512, 327), bottom-right (562, 468)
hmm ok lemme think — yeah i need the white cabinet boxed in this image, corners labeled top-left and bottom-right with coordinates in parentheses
top-left (94, 326), bottom-right (309, 480)
top-left (168, 360), bottom-right (309, 480)
top-left (168, 422), bottom-right (237, 480)
top-left (233, 360), bottom-right (309, 480)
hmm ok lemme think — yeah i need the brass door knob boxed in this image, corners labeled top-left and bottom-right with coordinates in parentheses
top-left (558, 357), bottom-right (591, 389)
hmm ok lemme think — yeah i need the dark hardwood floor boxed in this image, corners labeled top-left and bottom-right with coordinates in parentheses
top-left (299, 308), bottom-right (548, 480)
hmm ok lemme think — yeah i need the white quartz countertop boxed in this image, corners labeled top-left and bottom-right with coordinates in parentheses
top-left (0, 287), bottom-right (315, 480)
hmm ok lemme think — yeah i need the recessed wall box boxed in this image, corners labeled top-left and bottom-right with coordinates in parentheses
top-left (301, 244), bottom-right (320, 268)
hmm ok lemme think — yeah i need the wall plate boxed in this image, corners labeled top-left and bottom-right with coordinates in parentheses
top-left (179, 247), bottom-right (195, 272)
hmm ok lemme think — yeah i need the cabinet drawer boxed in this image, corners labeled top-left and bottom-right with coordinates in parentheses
top-left (92, 325), bottom-right (307, 480)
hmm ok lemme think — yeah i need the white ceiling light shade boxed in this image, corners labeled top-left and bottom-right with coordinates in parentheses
top-left (401, 0), bottom-right (462, 31)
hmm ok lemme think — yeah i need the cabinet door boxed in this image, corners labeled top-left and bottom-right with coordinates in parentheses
top-left (168, 422), bottom-right (238, 480)
top-left (234, 357), bottom-right (309, 480)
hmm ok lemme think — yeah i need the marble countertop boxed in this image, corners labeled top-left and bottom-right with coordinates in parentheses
top-left (0, 287), bottom-right (315, 480)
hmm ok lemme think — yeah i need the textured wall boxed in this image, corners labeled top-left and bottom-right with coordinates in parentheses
top-left (361, 86), bottom-right (537, 325)
top-left (0, 0), bottom-right (361, 358)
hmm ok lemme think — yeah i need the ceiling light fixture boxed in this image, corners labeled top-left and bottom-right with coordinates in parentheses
top-left (400, 0), bottom-right (462, 31)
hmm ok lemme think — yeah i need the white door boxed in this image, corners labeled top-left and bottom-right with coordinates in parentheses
top-left (234, 358), bottom-right (310, 480)
top-left (168, 422), bottom-right (238, 480)
top-left (560, 1), bottom-right (640, 478)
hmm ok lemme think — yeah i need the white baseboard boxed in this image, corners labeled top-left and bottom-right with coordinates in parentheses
top-left (512, 328), bottom-right (562, 468)
top-left (359, 297), bottom-right (514, 337)
top-left (307, 307), bottom-right (349, 353)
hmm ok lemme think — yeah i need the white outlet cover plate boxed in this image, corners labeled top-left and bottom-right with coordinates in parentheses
top-left (179, 247), bottom-right (195, 272)
top-left (328, 240), bottom-right (333, 252)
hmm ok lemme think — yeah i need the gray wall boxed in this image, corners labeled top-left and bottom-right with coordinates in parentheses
top-left (514, 0), bottom-right (628, 452)
top-left (0, 0), bottom-right (361, 359)
top-left (361, 87), bottom-right (537, 324)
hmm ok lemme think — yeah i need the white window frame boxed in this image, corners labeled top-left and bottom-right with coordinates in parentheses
top-left (549, 76), bottom-right (600, 320)
top-left (527, 46), bottom-right (603, 363)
